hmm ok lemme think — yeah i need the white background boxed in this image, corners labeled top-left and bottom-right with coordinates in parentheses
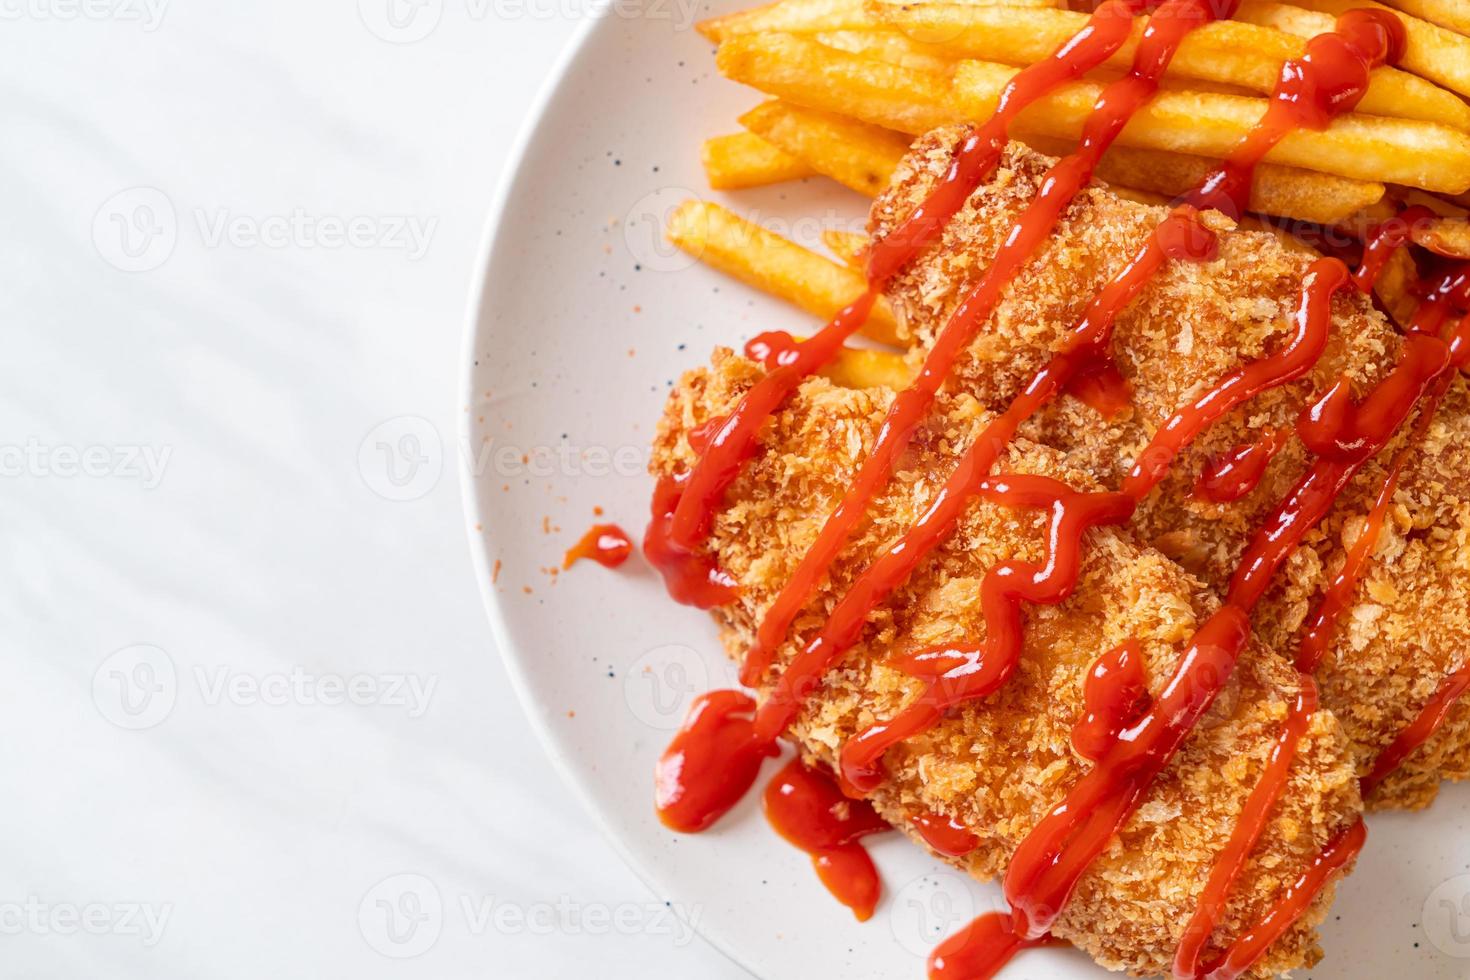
top-left (0, 1), bottom-right (748, 976)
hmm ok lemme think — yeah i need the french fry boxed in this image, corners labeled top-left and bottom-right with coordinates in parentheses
top-left (1107, 185), bottom-right (1173, 206)
top-left (1092, 148), bottom-right (1383, 224)
top-left (698, 0), bottom-right (1057, 41)
top-left (951, 59), bottom-right (1470, 193)
top-left (1380, 0), bottom-right (1470, 36)
top-left (1155, 76), bottom-right (1260, 98)
top-left (1238, 0), bottom-right (1470, 101)
top-left (1335, 188), bottom-right (1470, 257)
top-left (1396, 192), bottom-right (1470, 257)
top-left (1240, 215), bottom-right (1327, 254)
top-left (820, 345), bottom-right (917, 387)
top-left (665, 200), bottom-right (905, 346)
top-left (822, 228), bottom-right (871, 267)
top-left (720, 35), bottom-right (1388, 222)
top-left (716, 32), bottom-right (957, 135)
top-left (1020, 135), bottom-right (1384, 224)
top-left (702, 132), bottom-right (815, 190)
top-left (740, 101), bottom-right (912, 196)
top-left (1413, 217), bottom-right (1470, 257)
top-left (1397, 186), bottom-right (1470, 217)
top-left (877, 3), bottom-right (1470, 130)
top-left (814, 29), bottom-right (958, 74)
top-left (699, 0), bottom-right (878, 43)
top-left (1374, 246), bottom-right (1421, 326)
top-left (1233, 0), bottom-right (1337, 35)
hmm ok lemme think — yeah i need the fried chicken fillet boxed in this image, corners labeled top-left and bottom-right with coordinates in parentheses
top-left (873, 132), bottom-right (1470, 810)
top-left (653, 356), bottom-right (1362, 977)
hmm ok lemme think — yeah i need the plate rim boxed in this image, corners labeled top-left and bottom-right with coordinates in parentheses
top-left (456, 9), bottom-right (758, 978)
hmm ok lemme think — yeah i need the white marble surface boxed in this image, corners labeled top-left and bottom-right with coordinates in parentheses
top-left (0, 4), bottom-right (749, 977)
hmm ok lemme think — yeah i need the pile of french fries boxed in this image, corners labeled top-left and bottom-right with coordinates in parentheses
top-left (668, 0), bottom-right (1470, 377)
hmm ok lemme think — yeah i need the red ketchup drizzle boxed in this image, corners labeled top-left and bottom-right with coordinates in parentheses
top-left (1363, 661), bottom-right (1470, 796)
top-left (1353, 204), bottom-right (1435, 293)
top-left (838, 476), bottom-right (1137, 792)
top-left (656, 0), bottom-right (1175, 831)
top-left (1072, 640), bottom-right (1151, 762)
top-left (1126, 258), bottom-right (1347, 500)
top-left (646, 0), bottom-right (1151, 615)
top-left (1171, 678), bottom-right (1321, 978)
top-left (562, 524), bottom-right (634, 570)
top-left (1356, 306), bottom-right (1470, 795)
top-left (1152, 318), bottom-right (1447, 979)
top-left (645, 474), bottom-right (740, 609)
top-left (745, 330), bottom-right (801, 368)
top-left (758, 206), bottom-right (1213, 765)
top-left (656, 691), bottom-right (777, 833)
top-left (1065, 357), bottom-right (1134, 419)
top-left (944, 13), bottom-right (1415, 977)
top-left (738, 0), bottom-right (1189, 688)
top-left (1186, 8), bottom-right (1406, 220)
top-left (1169, 267), bottom-right (1467, 978)
top-left (1197, 818), bottom-right (1367, 980)
top-left (687, 414), bottom-right (728, 456)
top-left (1295, 272), bottom-right (1470, 670)
top-left (842, 233), bottom-right (1326, 795)
top-left (654, 2), bottom-right (1440, 977)
top-left (1294, 396), bottom-right (1426, 675)
top-left (929, 913), bottom-right (1057, 980)
top-left (763, 758), bottom-right (892, 921)
top-left (645, 290), bottom-right (876, 607)
top-left (912, 809), bottom-right (981, 858)
top-left (1194, 427), bottom-right (1290, 503)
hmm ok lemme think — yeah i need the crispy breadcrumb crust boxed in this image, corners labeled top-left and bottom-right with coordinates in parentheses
top-left (873, 133), bottom-right (1470, 810)
top-left (653, 353), bottom-right (1362, 978)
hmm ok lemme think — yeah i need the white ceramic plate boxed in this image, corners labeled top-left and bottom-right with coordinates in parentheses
top-left (461, 4), bottom-right (1470, 976)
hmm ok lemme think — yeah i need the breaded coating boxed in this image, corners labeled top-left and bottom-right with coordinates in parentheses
top-left (653, 352), bottom-right (1363, 978)
top-left (873, 132), bottom-right (1470, 809)
top-left (1323, 380), bottom-right (1470, 808)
